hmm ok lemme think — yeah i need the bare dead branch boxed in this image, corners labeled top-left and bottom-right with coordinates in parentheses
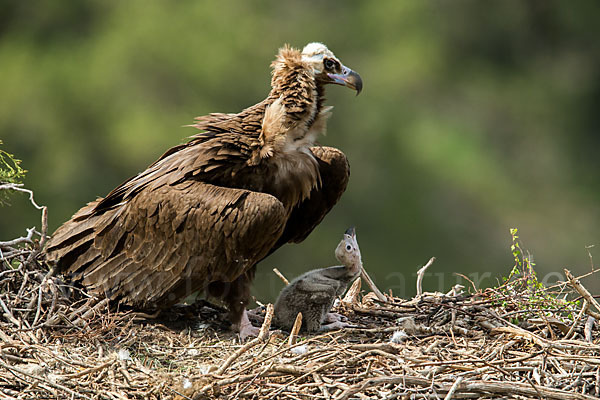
top-left (288, 312), bottom-right (303, 346)
top-left (360, 266), bottom-right (386, 302)
top-left (272, 268), bottom-right (289, 285)
top-left (0, 184), bottom-right (48, 257)
top-left (416, 257), bottom-right (436, 296)
top-left (565, 269), bottom-right (600, 319)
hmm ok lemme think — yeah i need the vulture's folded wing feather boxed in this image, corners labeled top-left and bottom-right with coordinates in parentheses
top-left (268, 146), bottom-right (350, 253)
top-left (47, 180), bottom-right (287, 308)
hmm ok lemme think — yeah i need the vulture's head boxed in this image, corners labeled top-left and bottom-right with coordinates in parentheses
top-left (271, 43), bottom-right (363, 95)
top-left (301, 42), bottom-right (363, 94)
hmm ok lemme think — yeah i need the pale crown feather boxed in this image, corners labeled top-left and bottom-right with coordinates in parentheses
top-left (301, 42), bottom-right (337, 73)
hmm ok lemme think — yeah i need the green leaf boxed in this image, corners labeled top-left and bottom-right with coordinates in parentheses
top-left (0, 140), bottom-right (27, 205)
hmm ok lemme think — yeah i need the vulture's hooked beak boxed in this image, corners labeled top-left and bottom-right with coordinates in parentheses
top-left (328, 65), bottom-right (363, 95)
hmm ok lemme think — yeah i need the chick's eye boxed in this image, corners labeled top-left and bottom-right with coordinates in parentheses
top-left (324, 58), bottom-right (335, 70)
top-left (346, 244), bottom-right (352, 251)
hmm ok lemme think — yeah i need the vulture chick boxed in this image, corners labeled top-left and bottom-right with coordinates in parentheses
top-left (45, 42), bottom-right (362, 339)
top-left (274, 227), bottom-right (362, 333)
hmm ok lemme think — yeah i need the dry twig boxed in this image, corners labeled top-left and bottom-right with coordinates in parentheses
top-left (416, 257), bottom-right (436, 296)
top-left (273, 268), bottom-right (289, 285)
top-left (288, 312), bottom-right (303, 346)
top-left (360, 267), bottom-right (386, 302)
top-left (565, 269), bottom-right (600, 319)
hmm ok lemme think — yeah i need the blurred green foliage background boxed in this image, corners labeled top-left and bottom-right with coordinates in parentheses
top-left (1, 0), bottom-right (599, 301)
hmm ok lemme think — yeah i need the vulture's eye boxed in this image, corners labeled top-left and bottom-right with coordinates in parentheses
top-left (324, 58), bottom-right (335, 71)
top-left (346, 244), bottom-right (352, 251)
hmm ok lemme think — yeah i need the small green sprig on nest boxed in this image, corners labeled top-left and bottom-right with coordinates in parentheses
top-left (490, 228), bottom-right (580, 324)
top-left (0, 140), bottom-right (27, 205)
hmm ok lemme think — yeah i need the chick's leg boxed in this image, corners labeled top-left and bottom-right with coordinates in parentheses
top-left (324, 312), bottom-right (347, 323)
top-left (320, 320), bottom-right (350, 332)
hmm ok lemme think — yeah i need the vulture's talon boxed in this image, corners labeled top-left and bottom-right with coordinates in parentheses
top-left (237, 324), bottom-right (261, 342)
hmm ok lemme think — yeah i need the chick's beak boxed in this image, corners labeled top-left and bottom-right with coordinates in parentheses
top-left (345, 226), bottom-right (356, 238)
top-left (328, 65), bottom-right (363, 95)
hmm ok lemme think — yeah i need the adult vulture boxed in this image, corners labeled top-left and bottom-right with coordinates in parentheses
top-left (45, 43), bottom-right (362, 338)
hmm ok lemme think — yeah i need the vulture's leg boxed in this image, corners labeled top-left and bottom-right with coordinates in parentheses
top-left (237, 309), bottom-right (260, 340)
top-left (269, 146), bottom-right (350, 251)
top-left (210, 266), bottom-right (260, 340)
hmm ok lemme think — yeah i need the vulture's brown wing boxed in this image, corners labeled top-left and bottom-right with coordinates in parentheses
top-left (48, 182), bottom-right (287, 307)
top-left (47, 144), bottom-right (287, 308)
top-left (268, 146), bottom-right (349, 253)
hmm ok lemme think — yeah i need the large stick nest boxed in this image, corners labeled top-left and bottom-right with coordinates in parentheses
top-left (1, 186), bottom-right (599, 399)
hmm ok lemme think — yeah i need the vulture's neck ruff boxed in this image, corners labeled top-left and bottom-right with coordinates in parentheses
top-left (261, 46), bottom-right (323, 153)
top-left (257, 45), bottom-right (332, 208)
